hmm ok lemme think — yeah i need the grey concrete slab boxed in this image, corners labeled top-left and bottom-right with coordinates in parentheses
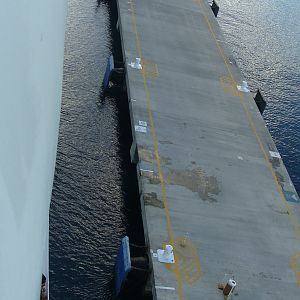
top-left (117, 0), bottom-right (300, 299)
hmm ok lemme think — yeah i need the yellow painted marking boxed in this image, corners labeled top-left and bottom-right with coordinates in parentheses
top-left (128, 1), bottom-right (184, 298)
top-left (290, 252), bottom-right (300, 286)
top-left (141, 57), bottom-right (159, 79)
top-left (194, 0), bottom-right (300, 286)
top-left (165, 237), bottom-right (203, 285)
top-left (195, 0), bottom-right (300, 241)
top-left (220, 75), bottom-right (241, 97)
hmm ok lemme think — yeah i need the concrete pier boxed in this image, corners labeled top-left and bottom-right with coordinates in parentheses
top-left (116, 0), bottom-right (300, 299)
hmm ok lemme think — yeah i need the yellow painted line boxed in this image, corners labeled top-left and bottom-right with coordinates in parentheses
top-left (196, 0), bottom-right (300, 241)
top-left (141, 58), bottom-right (159, 79)
top-left (290, 252), bottom-right (300, 286)
top-left (166, 237), bottom-right (203, 285)
top-left (220, 75), bottom-right (241, 97)
top-left (128, 0), bottom-right (184, 298)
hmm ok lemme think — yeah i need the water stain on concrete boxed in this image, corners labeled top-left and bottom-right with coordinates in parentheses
top-left (270, 157), bottom-right (280, 169)
top-left (142, 169), bottom-right (161, 185)
top-left (138, 146), bottom-right (154, 163)
top-left (255, 272), bottom-right (282, 281)
top-left (144, 192), bottom-right (164, 208)
top-left (166, 167), bottom-right (220, 202)
top-left (275, 171), bottom-right (285, 187)
top-left (138, 145), bottom-right (171, 165)
top-left (268, 204), bottom-right (288, 215)
top-left (159, 140), bottom-right (173, 145)
top-left (163, 156), bottom-right (172, 165)
top-left (149, 175), bottom-right (161, 185)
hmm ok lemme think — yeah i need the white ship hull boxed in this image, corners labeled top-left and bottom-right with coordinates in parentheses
top-left (0, 1), bottom-right (66, 299)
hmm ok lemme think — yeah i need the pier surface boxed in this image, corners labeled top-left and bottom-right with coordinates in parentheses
top-left (116, 0), bottom-right (300, 299)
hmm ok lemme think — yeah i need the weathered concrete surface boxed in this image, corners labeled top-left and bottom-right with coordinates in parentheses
top-left (116, 0), bottom-right (300, 299)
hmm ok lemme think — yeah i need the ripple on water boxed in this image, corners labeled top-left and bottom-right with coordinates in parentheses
top-left (50, 0), bottom-right (127, 299)
top-left (218, 0), bottom-right (300, 192)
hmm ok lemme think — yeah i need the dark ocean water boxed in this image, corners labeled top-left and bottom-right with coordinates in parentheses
top-left (49, 0), bottom-right (137, 299)
top-left (50, 0), bottom-right (299, 299)
top-left (217, 0), bottom-right (300, 193)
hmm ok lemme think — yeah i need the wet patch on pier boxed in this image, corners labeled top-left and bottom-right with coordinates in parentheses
top-left (148, 175), bottom-right (161, 185)
top-left (166, 168), bottom-right (220, 202)
top-left (143, 192), bottom-right (164, 208)
top-left (268, 204), bottom-right (289, 215)
top-left (140, 169), bottom-right (161, 185)
top-left (159, 140), bottom-right (173, 145)
top-left (270, 157), bottom-right (281, 169)
top-left (252, 272), bottom-right (282, 281)
top-left (275, 171), bottom-right (285, 187)
top-left (138, 145), bottom-right (172, 165)
top-left (138, 146), bottom-right (154, 163)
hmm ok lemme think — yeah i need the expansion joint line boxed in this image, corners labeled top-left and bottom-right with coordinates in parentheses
top-left (128, 0), bottom-right (184, 299)
top-left (197, 0), bottom-right (300, 241)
